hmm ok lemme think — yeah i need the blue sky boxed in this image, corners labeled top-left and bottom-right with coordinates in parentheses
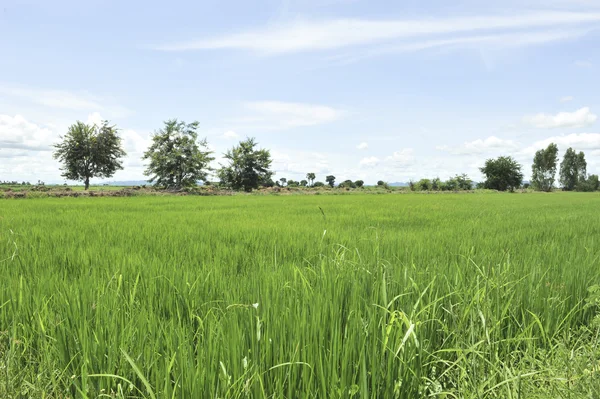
top-left (1, 0), bottom-right (600, 184)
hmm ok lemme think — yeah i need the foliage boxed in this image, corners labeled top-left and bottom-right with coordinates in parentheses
top-left (339, 179), bottom-right (356, 189)
top-left (325, 175), bottom-right (336, 187)
top-left (354, 180), bottom-right (364, 188)
top-left (300, 180), bottom-right (308, 187)
top-left (279, 178), bottom-right (287, 187)
top-left (313, 181), bottom-right (325, 187)
top-left (560, 148), bottom-right (587, 191)
top-left (218, 138), bottom-right (273, 192)
top-left (480, 156), bottom-right (524, 192)
top-left (432, 178), bottom-right (441, 191)
top-left (53, 120), bottom-right (126, 190)
top-left (1, 194), bottom-right (600, 398)
top-left (142, 120), bottom-right (214, 189)
top-left (531, 143), bottom-right (559, 192)
top-left (416, 178), bottom-right (432, 191)
top-left (576, 174), bottom-right (599, 192)
top-left (377, 180), bottom-right (385, 186)
top-left (453, 174), bottom-right (473, 190)
top-left (306, 173), bottom-right (316, 187)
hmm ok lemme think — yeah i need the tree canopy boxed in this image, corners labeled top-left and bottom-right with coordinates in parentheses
top-left (480, 156), bottom-right (523, 192)
top-left (53, 120), bottom-right (126, 190)
top-left (218, 138), bottom-right (273, 192)
top-left (142, 120), bottom-right (214, 189)
top-left (531, 143), bottom-right (558, 192)
top-left (559, 148), bottom-right (587, 191)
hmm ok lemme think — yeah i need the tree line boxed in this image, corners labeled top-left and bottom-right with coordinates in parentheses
top-left (51, 118), bottom-right (598, 192)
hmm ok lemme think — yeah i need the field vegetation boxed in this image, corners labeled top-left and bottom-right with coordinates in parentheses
top-left (1, 193), bottom-right (599, 398)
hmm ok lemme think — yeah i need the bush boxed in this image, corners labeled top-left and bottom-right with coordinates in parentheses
top-left (416, 179), bottom-right (432, 191)
top-left (576, 174), bottom-right (599, 192)
top-left (313, 181), bottom-right (325, 187)
top-left (339, 180), bottom-right (356, 189)
top-left (355, 180), bottom-right (364, 188)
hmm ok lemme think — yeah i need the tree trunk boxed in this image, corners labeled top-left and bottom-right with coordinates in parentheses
top-left (84, 176), bottom-right (90, 190)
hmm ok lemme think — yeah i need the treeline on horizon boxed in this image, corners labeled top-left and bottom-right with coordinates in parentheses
top-left (7, 119), bottom-right (599, 193)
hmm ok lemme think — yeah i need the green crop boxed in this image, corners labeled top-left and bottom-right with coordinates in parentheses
top-left (1, 193), bottom-right (599, 398)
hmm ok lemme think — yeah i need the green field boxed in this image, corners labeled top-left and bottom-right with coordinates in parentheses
top-left (1, 193), bottom-right (599, 398)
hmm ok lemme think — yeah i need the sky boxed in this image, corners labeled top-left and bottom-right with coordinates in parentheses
top-left (1, 0), bottom-right (600, 184)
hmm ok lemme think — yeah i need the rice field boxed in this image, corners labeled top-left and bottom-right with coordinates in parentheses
top-left (1, 192), bottom-right (599, 398)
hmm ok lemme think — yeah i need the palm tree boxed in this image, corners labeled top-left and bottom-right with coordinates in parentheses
top-left (306, 172), bottom-right (316, 187)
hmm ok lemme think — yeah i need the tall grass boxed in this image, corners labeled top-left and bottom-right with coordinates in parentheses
top-left (1, 193), bottom-right (599, 398)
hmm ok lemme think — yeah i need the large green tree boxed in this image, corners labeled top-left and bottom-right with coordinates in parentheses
top-left (531, 143), bottom-right (559, 192)
top-left (480, 156), bottom-right (523, 192)
top-left (142, 120), bottom-right (214, 189)
top-left (218, 138), bottom-right (273, 192)
top-left (53, 120), bottom-right (126, 190)
top-left (559, 148), bottom-right (587, 191)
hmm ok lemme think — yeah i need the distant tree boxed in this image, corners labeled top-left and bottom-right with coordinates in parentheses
top-left (454, 174), bottom-right (473, 190)
top-left (409, 180), bottom-right (415, 191)
top-left (416, 178), bottom-right (432, 191)
top-left (354, 180), bottom-right (364, 188)
top-left (339, 179), bottom-right (356, 189)
top-left (313, 181), bottom-right (325, 187)
top-left (53, 120), bottom-right (126, 190)
top-left (218, 137), bottom-right (273, 192)
top-left (279, 177), bottom-right (287, 187)
top-left (377, 180), bottom-right (385, 186)
top-left (531, 143), bottom-right (559, 192)
top-left (300, 179), bottom-right (308, 187)
top-left (142, 120), bottom-right (213, 189)
top-left (559, 148), bottom-right (587, 191)
top-left (443, 178), bottom-right (458, 191)
top-left (576, 174), bottom-right (599, 192)
top-left (287, 180), bottom-right (299, 187)
top-left (326, 175), bottom-right (336, 187)
top-left (475, 182), bottom-right (485, 189)
top-left (432, 177), bottom-right (441, 191)
top-left (306, 172), bottom-right (316, 187)
top-left (480, 156), bottom-right (523, 192)
top-left (522, 182), bottom-right (530, 189)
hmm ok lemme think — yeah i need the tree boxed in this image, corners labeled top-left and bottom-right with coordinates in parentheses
top-left (354, 180), bottom-right (364, 188)
top-left (142, 120), bottom-right (213, 189)
top-left (218, 138), bottom-right (273, 192)
top-left (339, 179), bottom-right (356, 188)
top-left (325, 175), bottom-right (336, 187)
top-left (306, 173), bottom-right (316, 187)
top-left (416, 179), bottom-right (431, 191)
top-left (300, 179), bottom-right (308, 187)
top-left (377, 180), bottom-right (385, 186)
top-left (313, 181), bottom-right (325, 187)
top-left (53, 120), bottom-right (126, 190)
top-left (454, 174), bottom-right (473, 190)
top-left (531, 143), bottom-right (559, 192)
top-left (432, 178), bottom-right (441, 191)
top-left (279, 177), bottom-right (287, 187)
top-left (577, 174), bottom-right (599, 192)
top-left (559, 148), bottom-right (587, 191)
top-left (480, 156), bottom-right (523, 192)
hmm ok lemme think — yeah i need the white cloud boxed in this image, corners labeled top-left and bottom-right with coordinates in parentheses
top-left (0, 114), bottom-right (55, 151)
top-left (524, 107), bottom-right (597, 128)
top-left (222, 130), bottom-right (240, 139)
top-left (157, 11), bottom-right (600, 54)
top-left (356, 142), bottom-right (368, 150)
top-left (385, 148), bottom-right (415, 165)
top-left (524, 133), bottom-right (600, 155)
top-left (574, 60), bottom-right (593, 68)
top-left (359, 156), bottom-right (379, 167)
top-left (437, 136), bottom-right (519, 155)
top-left (560, 96), bottom-right (574, 102)
top-left (241, 101), bottom-right (344, 129)
top-left (0, 86), bottom-right (103, 111)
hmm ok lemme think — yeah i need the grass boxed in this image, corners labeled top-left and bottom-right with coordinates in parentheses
top-left (1, 192), bottom-right (599, 398)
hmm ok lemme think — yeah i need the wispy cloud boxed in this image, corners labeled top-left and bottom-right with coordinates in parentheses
top-left (238, 101), bottom-right (344, 130)
top-left (437, 136), bottom-right (519, 155)
top-left (156, 11), bottom-right (600, 55)
top-left (524, 107), bottom-right (597, 128)
top-left (560, 95), bottom-right (574, 102)
top-left (0, 84), bottom-right (131, 117)
top-left (356, 142), bottom-right (368, 150)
